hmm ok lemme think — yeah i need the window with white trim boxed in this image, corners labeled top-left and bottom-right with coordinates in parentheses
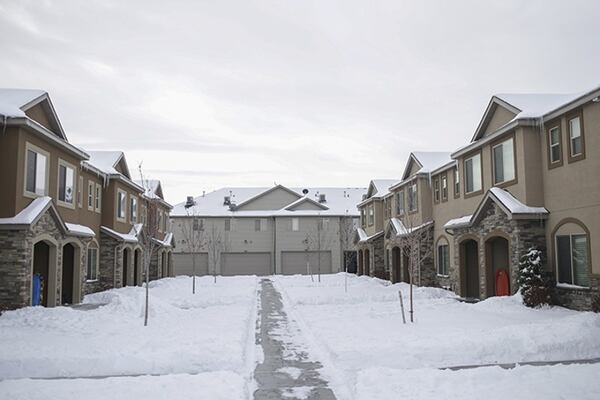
top-left (433, 178), bottom-right (440, 203)
top-left (117, 190), bottom-right (126, 220)
top-left (465, 153), bottom-right (482, 194)
top-left (408, 183), bottom-right (417, 212)
top-left (556, 234), bottom-right (589, 287)
top-left (86, 246), bottom-right (99, 281)
top-left (77, 176), bottom-right (83, 208)
top-left (292, 217), bottom-right (299, 231)
top-left (57, 161), bottom-right (75, 206)
top-left (454, 167), bottom-right (460, 197)
top-left (95, 183), bottom-right (102, 212)
top-left (548, 126), bottom-right (561, 164)
top-left (396, 190), bottom-right (404, 215)
top-left (441, 174), bottom-right (448, 201)
top-left (88, 180), bottom-right (94, 210)
top-left (568, 116), bottom-right (583, 157)
top-left (130, 196), bottom-right (137, 223)
top-left (368, 205), bottom-right (374, 226)
top-left (492, 138), bottom-right (515, 184)
top-left (25, 145), bottom-right (48, 196)
top-left (437, 243), bottom-right (449, 276)
top-left (318, 218), bottom-right (329, 230)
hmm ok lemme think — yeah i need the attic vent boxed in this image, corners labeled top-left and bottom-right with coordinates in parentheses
top-left (223, 196), bottom-right (231, 205)
top-left (318, 194), bottom-right (326, 203)
top-left (302, 188), bottom-right (309, 195)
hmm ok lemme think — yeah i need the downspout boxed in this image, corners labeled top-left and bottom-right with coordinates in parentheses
top-left (272, 216), bottom-right (277, 274)
top-left (1, 115), bottom-right (7, 136)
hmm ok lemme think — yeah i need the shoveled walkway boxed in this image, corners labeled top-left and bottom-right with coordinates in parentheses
top-left (253, 279), bottom-right (337, 400)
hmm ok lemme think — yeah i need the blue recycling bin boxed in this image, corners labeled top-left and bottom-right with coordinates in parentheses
top-left (32, 274), bottom-right (43, 306)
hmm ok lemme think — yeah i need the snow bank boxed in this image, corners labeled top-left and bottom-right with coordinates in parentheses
top-left (0, 276), bottom-right (258, 380)
top-left (355, 364), bottom-right (600, 400)
top-left (0, 371), bottom-right (246, 400)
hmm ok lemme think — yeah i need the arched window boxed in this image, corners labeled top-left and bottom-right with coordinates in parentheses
top-left (554, 220), bottom-right (590, 287)
top-left (436, 237), bottom-right (450, 276)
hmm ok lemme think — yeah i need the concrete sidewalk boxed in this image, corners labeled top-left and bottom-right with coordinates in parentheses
top-left (253, 279), bottom-right (336, 400)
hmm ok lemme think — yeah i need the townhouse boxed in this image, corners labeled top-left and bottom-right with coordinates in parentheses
top-left (0, 89), bottom-right (173, 310)
top-left (355, 180), bottom-right (399, 279)
top-left (170, 185), bottom-right (365, 276)
top-left (358, 85), bottom-right (600, 311)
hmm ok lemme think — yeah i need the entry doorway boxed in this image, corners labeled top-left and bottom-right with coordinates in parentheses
top-left (122, 248), bottom-right (130, 287)
top-left (33, 241), bottom-right (50, 306)
top-left (402, 248), bottom-right (410, 283)
top-left (364, 249), bottom-right (370, 276)
top-left (392, 247), bottom-right (401, 283)
top-left (61, 243), bottom-right (75, 304)
top-left (486, 236), bottom-right (510, 296)
top-left (461, 239), bottom-right (480, 299)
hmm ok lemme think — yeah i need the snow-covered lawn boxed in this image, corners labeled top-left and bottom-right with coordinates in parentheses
top-left (1, 273), bottom-right (599, 400)
top-left (0, 276), bottom-right (258, 399)
top-left (274, 273), bottom-right (600, 399)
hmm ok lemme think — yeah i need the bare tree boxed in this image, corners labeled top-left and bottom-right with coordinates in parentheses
top-left (395, 211), bottom-right (433, 323)
top-left (135, 164), bottom-right (162, 327)
top-left (339, 212), bottom-right (357, 292)
top-left (304, 215), bottom-right (333, 283)
top-left (179, 198), bottom-right (207, 294)
top-left (206, 220), bottom-right (229, 283)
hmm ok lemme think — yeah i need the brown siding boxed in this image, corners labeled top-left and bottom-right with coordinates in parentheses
top-left (0, 127), bottom-right (20, 217)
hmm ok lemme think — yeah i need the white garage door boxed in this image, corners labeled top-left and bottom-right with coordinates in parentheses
top-left (172, 253), bottom-right (208, 276)
top-left (221, 252), bottom-right (271, 276)
top-left (281, 251), bottom-right (332, 275)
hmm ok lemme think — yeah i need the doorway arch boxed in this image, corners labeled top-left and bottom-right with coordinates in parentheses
top-left (364, 249), bottom-right (370, 276)
top-left (61, 242), bottom-right (82, 305)
top-left (31, 237), bottom-right (58, 307)
top-left (460, 238), bottom-right (480, 299)
top-left (485, 236), bottom-right (510, 296)
top-left (392, 246), bottom-right (401, 283)
top-left (122, 247), bottom-right (131, 287)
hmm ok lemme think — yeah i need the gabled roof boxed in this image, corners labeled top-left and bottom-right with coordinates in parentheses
top-left (0, 88), bottom-right (66, 140)
top-left (284, 196), bottom-right (329, 211)
top-left (85, 151), bottom-right (129, 177)
top-left (100, 225), bottom-right (139, 243)
top-left (386, 217), bottom-right (433, 238)
top-left (443, 188), bottom-right (548, 232)
top-left (354, 228), bottom-right (384, 244)
top-left (0, 197), bottom-right (94, 237)
top-left (171, 186), bottom-right (366, 217)
top-left (401, 152), bottom-right (453, 180)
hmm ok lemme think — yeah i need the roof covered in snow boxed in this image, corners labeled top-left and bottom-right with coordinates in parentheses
top-left (401, 151), bottom-right (453, 181)
top-left (387, 218), bottom-right (433, 238)
top-left (0, 88), bottom-right (47, 118)
top-left (355, 228), bottom-right (384, 243)
top-left (171, 186), bottom-right (366, 217)
top-left (84, 151), bottom-right (125, 176)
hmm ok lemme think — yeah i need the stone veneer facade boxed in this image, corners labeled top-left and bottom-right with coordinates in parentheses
top-left (0, 210), bottom-right (89, 310)
top-left (450, 202), bottom-right (546, 299)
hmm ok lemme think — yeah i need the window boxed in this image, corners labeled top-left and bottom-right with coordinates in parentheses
top-left (292, 218), bottom-right (299, 231)
top-left (408, 183), bottom-right (417, 212)
top-left (193, 218), bottom-right (204, 231)
top-left (95, 183), bottom-right (102, 212)
top-left (25, 146), bottom-right (48, 196)
top-left (225, 219), bottom-right (231, 231)
top-left (117, 190), bottom-right (126, 220)
top-left (454, 167), bottom-right (460, 198)
top-left (433, 178), bottom-right (440, 203)
top-left (396, 191), bottom-right (404, 215)
top-left (368, 205), bottom-right (374, 226)
top-left (318, 218), bottom-right (329, 230)
top-left (567, 113), bottom-right (585, 161)
top-left (437, 244), bottom-right (449, 276)
top-left (77, 176), bottom-right (83, 208)
top-left (360, 209), bottom-right (366, 227)
top-left (548, 126), bottom-right (562, 165)
top-left (492, 137), bottom-right (515, 185)
top-left (86, 246), bottom-right (98, 281)
top-left (158, 210), bottom-right (163, 231)
top-left (255, 219), bottom-right (267, 232)
top-left (87, 181), bottom-right (94, 210)
top-left (130, 197), bottom-right (137, 223)
top-left (441, 174), bottom-right (448, 201)
top-left (465, 153), bottom-right (482, 194)
top-left (57, 161), bottom-right (75, 206)
top-left (556, 234), bottom-right (589, 287)
top-left (164, 212), bottom-right (169, 231)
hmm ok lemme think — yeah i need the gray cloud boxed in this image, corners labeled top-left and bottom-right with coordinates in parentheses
top-left (1, 0), bottom-right (599, 204)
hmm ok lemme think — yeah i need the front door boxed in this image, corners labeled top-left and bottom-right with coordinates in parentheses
top-left (464, 240), bottom-right (479, 299)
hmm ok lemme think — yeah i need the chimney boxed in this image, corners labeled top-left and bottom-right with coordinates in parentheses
top-left (319, 193), bottom-right (326, 203)
top-left (223, 196), bottom-right (231, 205)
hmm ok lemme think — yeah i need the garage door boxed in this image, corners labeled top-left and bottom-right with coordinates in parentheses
top-left (221, 252), bottom-right (271, 276)
top-left (172, 253), bottom-right (208, 276)
top-left (281, 251), bottom-right (332, 275)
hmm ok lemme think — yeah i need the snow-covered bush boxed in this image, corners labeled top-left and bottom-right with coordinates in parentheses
top-left (517, 248), bottom-right (554, 308)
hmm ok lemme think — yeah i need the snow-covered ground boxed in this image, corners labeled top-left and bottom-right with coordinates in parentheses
top-left (273, 273), bottom-right (600, 399)
top-left (1, 273), bottom-right (599, 400)
top-left (0, 276), bottom-right (258, 399)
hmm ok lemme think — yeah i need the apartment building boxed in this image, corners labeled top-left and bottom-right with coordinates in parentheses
top-left (0, 89), bottom-right (173, 310)
top-left (359, 85), bottom-right (600, 311)
top-left (170, 185), bottom-right (364, 276)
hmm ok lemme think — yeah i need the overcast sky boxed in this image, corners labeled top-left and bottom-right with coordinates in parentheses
top-left (1, 0), bottom-right (599, 204)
